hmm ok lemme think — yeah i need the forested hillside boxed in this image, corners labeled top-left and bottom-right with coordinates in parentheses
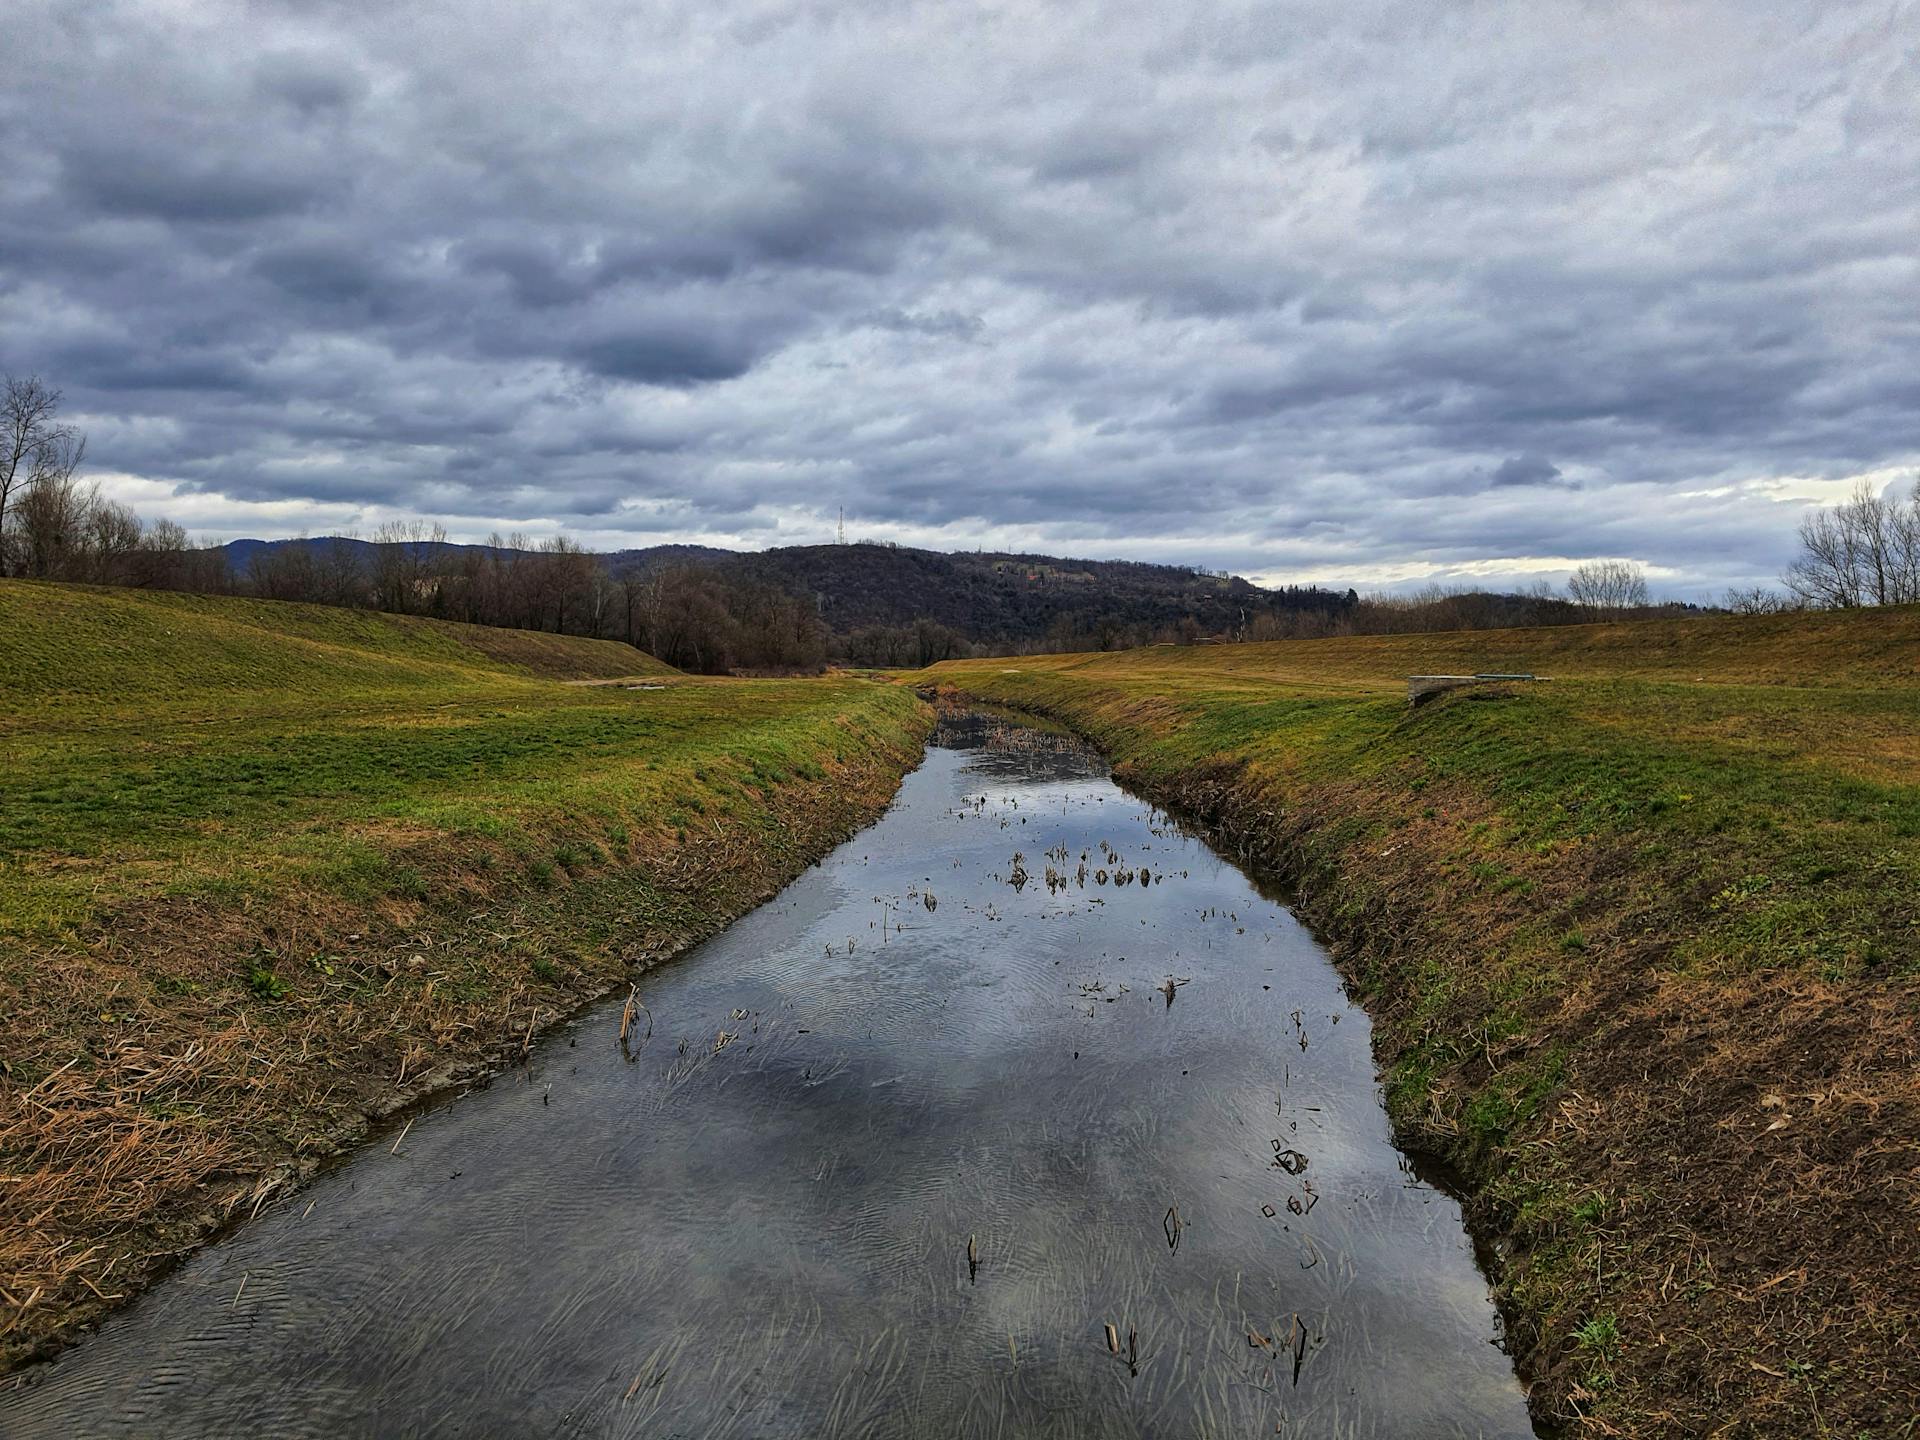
top-left (711, 544), bottom-right (1347, 650)
top-left (216, 535), bottom-right (1353, 660)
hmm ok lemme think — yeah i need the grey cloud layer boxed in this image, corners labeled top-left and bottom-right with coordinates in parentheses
top-left (2, 0), bottom-right (1916, 595)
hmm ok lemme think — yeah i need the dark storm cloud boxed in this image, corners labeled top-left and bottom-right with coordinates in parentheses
top-left (1490, 456), bottom-right (1571, 489)
top-left (573, 331), bottom-right (759, 387)
top-left (52, 342), bottom-right (256, 396)
top-left (2, 0), bottom-right (1916, 596)
top-left (454, 242), bottom-right (599, 310)
top-left (63, 148), bottom-right (325, 224)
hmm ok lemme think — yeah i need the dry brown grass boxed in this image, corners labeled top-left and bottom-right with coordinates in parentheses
top-left (0, 728), bottom-right (927, 1367)
top-left (919, 609), bottom-right (1920, 1435)
top-left (1, 584), bottom-right (932, 1366)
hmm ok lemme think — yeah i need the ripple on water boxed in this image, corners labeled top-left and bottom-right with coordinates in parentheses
top-left (2, 712), bottom-right (1535, 1439)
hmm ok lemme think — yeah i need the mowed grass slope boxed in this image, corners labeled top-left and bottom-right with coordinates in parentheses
top-left (0, 581), bottom-right (929, 1366)
top-left (5, 581), bottom-right (671, 718)
top-left (0, 583), bottom-right (701, 947)
top-left (920, 607), bottom-right (1920, 1438)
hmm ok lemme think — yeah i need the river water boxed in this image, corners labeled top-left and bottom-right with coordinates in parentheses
top-left (4, 711), bottom-right (1533, 1438)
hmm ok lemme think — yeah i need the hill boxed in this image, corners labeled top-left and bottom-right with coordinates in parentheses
top-left (917, 607), bottom-right (1920, 1436)
top-left (0, 580), bottom-right (928, 1368)
top-left (216, 535), bottom-right (1351, 649)
top-left (221, 535), bottom-right (735, 581)
top-left (2, 583), bottom-right (671, 724)
top-left (710, 542), bottom-right (1343, 646)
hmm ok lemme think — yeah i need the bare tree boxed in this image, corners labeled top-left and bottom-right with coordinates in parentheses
top-left (249, 538), bottom-right (322, 602)
top-left (587, 567), bottom-right (619, 639)
top-left (316, 534), bottom-right (370, 608)
top-left (1723, 585), bottom-right (1794, 616)
top-left (1783, 479), bottom-right (1920, 609)
top-left (910, 616), bottom-right (966, 666)
top-left (83, 495), bottom-right (143, 584)
top-left (369, 519), bottom-right (447, 613)
top-left (2, 375), bottom-right (82, 577)
top-left (13, 469), bottom-right (97, 579)
top-left (137, 518), bottom-right (194, 587)
top-left (1566, 559), bottom-right (1649, 615)
top-left (480, 531), bottom-right (537, 629)
top-left (617, 567), bottom-right (651, 647)
top-left (528, 535), bottom-right (596, 632)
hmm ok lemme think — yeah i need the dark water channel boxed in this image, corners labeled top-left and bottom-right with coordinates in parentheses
top-left (6, 712), bottom-right (1534, 1438)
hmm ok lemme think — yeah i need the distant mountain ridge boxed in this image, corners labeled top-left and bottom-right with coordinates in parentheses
top-left (217, 536), bottom-right (737, 575)
top-left (217, 536), bottom-right (1351, 647)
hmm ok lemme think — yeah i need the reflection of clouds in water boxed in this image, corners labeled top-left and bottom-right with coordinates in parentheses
top-left (2, 720), bottom-right (1530, 1440)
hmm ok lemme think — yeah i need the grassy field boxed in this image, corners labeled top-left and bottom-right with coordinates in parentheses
top-left (0, 582), bottom-right (930, 1367)
top-left (918, 607), bottom-right (1920, 1438)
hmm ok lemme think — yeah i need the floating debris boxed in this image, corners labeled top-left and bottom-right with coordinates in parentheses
top-left (618, 986), bottom-right (653, 1061)
top-left (1272, 1143), bottom-right (1310, 1175)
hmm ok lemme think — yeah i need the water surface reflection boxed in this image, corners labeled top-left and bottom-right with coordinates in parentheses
top-left (4, 712), bottom-right (1534, 1438)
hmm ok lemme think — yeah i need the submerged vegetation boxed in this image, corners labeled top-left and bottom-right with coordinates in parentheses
top-left (0, 580), bottom-right (929, 1367)
top-left (918, 605), bottom-right (1920, 1436)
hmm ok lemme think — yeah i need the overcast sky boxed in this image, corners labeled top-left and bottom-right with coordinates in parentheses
top-left (4, 1), bottom-right (1916, 598)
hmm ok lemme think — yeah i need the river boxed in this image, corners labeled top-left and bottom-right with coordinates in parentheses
top-left (3, 710), bottom-right (1534, 1438)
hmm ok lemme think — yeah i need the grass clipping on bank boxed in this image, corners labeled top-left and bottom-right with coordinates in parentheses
top-left (0, 581), bottom-right (930, 1369)
top-left (919, 605), bottom-right (1920, 1439)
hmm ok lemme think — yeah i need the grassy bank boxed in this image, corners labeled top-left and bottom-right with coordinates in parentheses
top-left (0, 582), bottom-right (930, 1368)
top-left (918, 607), bottom-right (1920, 1437)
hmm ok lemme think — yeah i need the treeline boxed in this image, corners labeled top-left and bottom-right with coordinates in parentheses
top-left (3, 375), bottom-right (228, 591)
top-left (843, 619), bottom-right (970, 668)
top-left (10, 370), bottom-right (1917, 675)
top-left (237, 527), bottom-right (832, 674)
top-left (0, 376), bottom-right (826, 672)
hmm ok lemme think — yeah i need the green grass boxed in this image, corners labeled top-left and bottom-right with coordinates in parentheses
top-left (917, 607), bottom-right (1920, 1435)
top-left (0, 581), bottom-right (917, 946)
top-left (918, 611), bottom-right (1920, 988)
top-left (1, 581), bottom-right (932, 1370)
top-left (1, 581), bottom-right (670, 721)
